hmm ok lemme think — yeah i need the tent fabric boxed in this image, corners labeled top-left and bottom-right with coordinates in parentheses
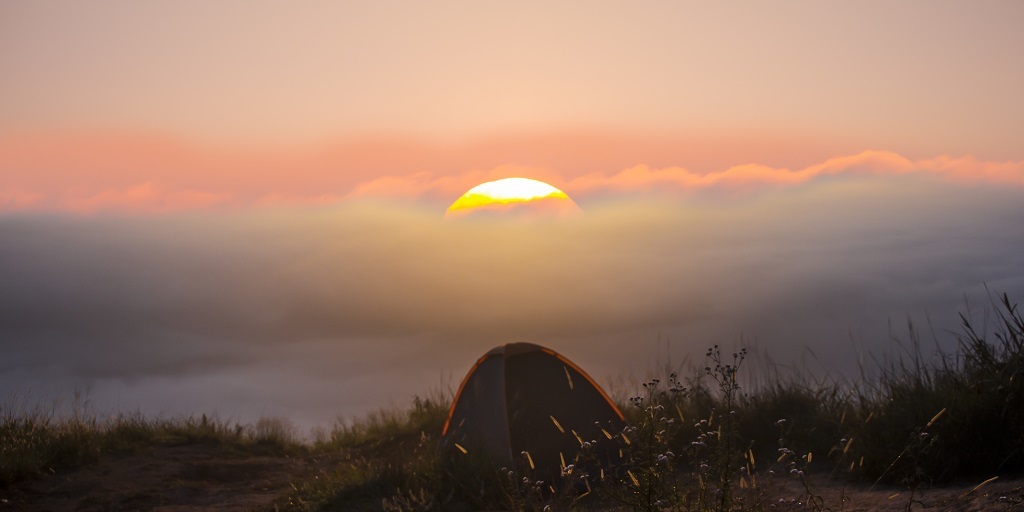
top-left (442, 342), bottom-right (625, 477)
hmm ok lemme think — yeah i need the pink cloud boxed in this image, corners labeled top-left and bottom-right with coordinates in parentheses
top-left (0, 188), bottom-right (45, 210)
top-left (561, 151), bottom-right (920, 194)
top-left (348, 150), bottom-right (1022, 204)
top-left (61, 184), bottom-right (234, 214)
top-left (1, 130), bottom-right (1022, 215)
top-left (917, 155), bottom-right (1024, 185)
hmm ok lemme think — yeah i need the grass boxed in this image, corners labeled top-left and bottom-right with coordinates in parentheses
top-left (851, 292), bottom-right (1024, 484)
top-left (278, 393), bottom-right (475, 512)
top-left (0, 402), bottom-right (304, 487)
top-left (3, 292), bottom-right (1023, 511)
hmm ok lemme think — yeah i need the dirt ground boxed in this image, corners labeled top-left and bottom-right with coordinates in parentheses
top-left (0, 444), bottom-right (344, 512)
top-left (739, 475), bottom-right (1024, 511)
top-left (1, 444), bottom-right (1022, 511)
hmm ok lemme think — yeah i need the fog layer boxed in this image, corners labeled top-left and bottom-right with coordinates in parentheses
top-left (2, 176), bottom-right (1022, 431)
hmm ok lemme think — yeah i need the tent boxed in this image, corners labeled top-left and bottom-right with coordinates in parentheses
top-left (441, 342), bottom-right (625, 477)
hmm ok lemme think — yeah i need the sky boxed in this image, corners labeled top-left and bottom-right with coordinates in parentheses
top-left (2, 1), bottom-right (1023, 432)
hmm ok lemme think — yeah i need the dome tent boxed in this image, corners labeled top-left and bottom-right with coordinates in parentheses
top-left (441, 342), bottom-right (625, 477)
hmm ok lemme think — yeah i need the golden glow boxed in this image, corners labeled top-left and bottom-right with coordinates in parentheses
top-left (445, 177), bottom-right (580, 218)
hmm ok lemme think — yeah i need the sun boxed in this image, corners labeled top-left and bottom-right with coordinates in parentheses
top-left (445, 178), bottom-right (582, 219)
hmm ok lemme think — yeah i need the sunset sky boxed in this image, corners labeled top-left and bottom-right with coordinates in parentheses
top-left (2, 2), bottom-right (1023, 429)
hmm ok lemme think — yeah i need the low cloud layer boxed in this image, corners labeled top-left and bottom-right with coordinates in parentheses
top-left (2, 174), bottom-right (1023, 432)
top-left (3, 136), bottom-right (1023, 214)
top-left (352, 151), bottom-right (1024, 203)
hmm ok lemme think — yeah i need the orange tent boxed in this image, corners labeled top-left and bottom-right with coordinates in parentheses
top-left (442, 342), bottom-right (625, 477)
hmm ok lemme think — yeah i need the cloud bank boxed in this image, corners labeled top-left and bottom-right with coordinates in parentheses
top-left (350, 151), bottom-right (1024, 203)
top-left (2, 131), bottom-right (1023, 214)
top-left (2, 172), bottom-right (1023, 431)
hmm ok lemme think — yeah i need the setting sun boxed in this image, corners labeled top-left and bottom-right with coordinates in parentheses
top-left (445, 177), bottom-right (582, 218)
